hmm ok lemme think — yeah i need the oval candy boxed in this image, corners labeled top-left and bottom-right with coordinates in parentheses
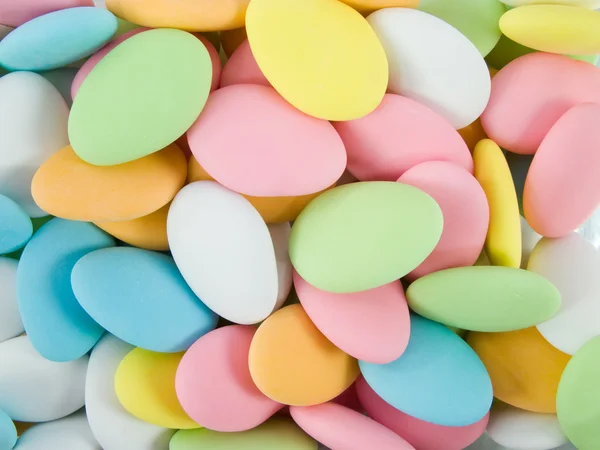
top-left (0, 409), bottom-right (15, 450)
top-left (501, 0), bottom-right (600, 6)
top-left (0, 258), bottom-right (22, 344)
top-left (339, 0), bottom-right (418, 11)
top-left (520, 215), bottom-right (542, 268)
top-left (0, 194), bottom-right (32, 254)
top-left (220, 39), bottom-right (269, 88)
top-left (458, 119), bottom-right (488, 152)
top-left (0, 0), bottom-right (93, 27)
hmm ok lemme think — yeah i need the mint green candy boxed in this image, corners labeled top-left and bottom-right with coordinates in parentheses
top-left (407, 266), bottom-right (561, 331)
top-left (170, 418), bottom-right (317, 450)
top-left (69, 29), bottom-right (212, 166)
top-left (289, 182), bottom-right (443, 293)
top-left (557, 336), bottom-right (600, 450)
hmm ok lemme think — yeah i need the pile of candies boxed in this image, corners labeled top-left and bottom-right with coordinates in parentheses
top-left (3, 0), bottom-right (600, 448)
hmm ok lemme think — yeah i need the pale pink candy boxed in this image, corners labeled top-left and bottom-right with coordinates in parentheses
top-left (175, 325), bottom-right (282, 432)
top-left (398, 161), bottom-right (489, 279)
top-left (333, 94), bottom-right (472, 181)
top-left (290, 402), bottom-right (415, 450)
top-left (278, 384), bottom-right (362, 418)
top-left (524, 103), bottom-right (600, 238)
top-left (356, 377), bottom-right (488, 450)
top-left (294, 272), bottom-right (410, 364)
top-left (0, 0), bottom-right (93, 27)
top-left (481, 53), bottom-right (600, 155)
top-left (221, 39), bottom-right (270, 88)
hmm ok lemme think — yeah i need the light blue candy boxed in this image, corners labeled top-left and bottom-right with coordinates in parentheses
top-left (17, 219), bottom-right (115, 362)
top-left (0, 194), bottom-right (32, 254)
top-left (0, 7), bottom-right (117, 71)
top-left (359, 314), bottom-right (493, 427)
top-left (0, 409), bottom-right (16, 450)
top-left (71, 247), bottom-right (219, 352)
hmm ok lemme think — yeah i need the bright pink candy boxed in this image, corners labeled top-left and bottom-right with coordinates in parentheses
top-left (333, 94), bottom-right (472, 181)
top-left (221, 39), bottom-right (270, 88)
top-left (175, 325), bottom-right (282, 432)
top-left (356, 377), bottom-right (488, 450)
top-left (0, 0), bottom-right (93, 27)
top-left (524, 103), bottom-right (600, 238)
top-left (398, 161), bottom-right (489, 279)
top-left (290, 402), bottom-right (415, 450)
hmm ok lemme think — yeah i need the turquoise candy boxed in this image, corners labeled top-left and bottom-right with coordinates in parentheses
top-left (359, 314), bottom-right (493, 427)
top-left (0, 194), bottom-right (32, 254)
top-left (0, 7), bottom-right (117, 71)
top-left (71, 247), bottom-right (218, 352)
top-left (0, 409), bottom-right (16, 450)
top-left (17, 219), bottom-right (115, 362)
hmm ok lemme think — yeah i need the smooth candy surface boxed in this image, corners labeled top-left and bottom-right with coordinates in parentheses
top-left (0, 335), bottom-right (88, 422)
top-left (339, 0), bottom-right (418, 10)
top-left (294, 274), bottom-right (410, 364)
top-left (0, 409), bottom-right (16, 450)
top-left (17, 219), bottom-right (114, 362)
top-left (520, 215), bottom-right (542, 268)
top-left (187, 84), bottom-right (346, 197)
top-left (360, 315), bottom-right (493, 427)
top-left (246, 0), bottom-right (388, 121)
top-left (333, 94), bottom-right (473, 181)
top-left (0, 7), bottom-right (117, 71)
top-left (0, 258), bottom-right (22, 343)
top-left (176, 326), bottom-right (281, 432)
top-left (367, 8), bottom-right (491, 129)
top-left (69, 28), bottom-right (211, 166)
top-left (0, 72), bottom-right (69, 217)
top-left (0, 194), bottom-right (32, 254)
top-left (290, 402), bottom-right (415, 450)
top-left (168, 182), bottom-right (292, 324)
top-left (220, 39), bottom-right (269, 88)
top-left (290, 182), bottom-right (443, 293)
top-left (0, 0), bottom-right (93, 27)
top-left (500, 0), bottom-right (600, 5)
top-left (407, 266), bottom-right (561, 332)
top-left (249, 304), bottom-right (359, 406)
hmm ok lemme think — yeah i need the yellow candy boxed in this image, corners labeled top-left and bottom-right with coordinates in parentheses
top-left (500, 5), bottom-right (600, 55)
top-left (339, 0), bottom-right (419, 13)
top-left (474, 139), bottom-right (521, 268)
top-left (246, 0), bottom-right (388, 121)
top-left (115, 348), bottom-right (200, 429)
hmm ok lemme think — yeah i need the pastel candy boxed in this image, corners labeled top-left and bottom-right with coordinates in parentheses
top-left (220, 39), bottom-right (269, 88)
top-left (0, 72), bottom-right (69, 217)
top-left (294, 274), bottom-right (410, 364)
top-left (69, 28), bottom-right (212, 166)
top-left (167, 182), bottom-right (292, 324)
top-left (356, 377), bottom-right (489, 450)
top-left (115, 348), bottom-right (199, 429)
top-left (0, 194), bottom-right (32, 254)
top-left (0, 0), bottom-right (93, 27)
top-left (500, 0), bottom-right (600, 5)
top-left (520, 215), bottom-right (542, 268)
top-left (457, 118), bottom-right (488, 152)
top-left (32, 144), bottom-right (186, 222)
top-left (0, 258), bottom-right (22, 343)
top-left (289, 403), bottom-right (415, 450)
top-left (17, 219), bottom-right (115, 362)
top-left (176, 326), bottom-right (281, 432)
top-left (398, 161), bottom-right (489, 278)
top-left (289, 182), bottom-right (443, 293)
top-left (0, 335), bottom-right (88, 422)
top-left (249, 304), bottom-right (359, 406)
top-left (187, 84), bottom-right (346, 197)
top-left (481, 52), bottom-right (600, 154)
top-left (339, 0), bottom-right (418, 11)
top-left (246, 0), bottom-right (388, 121)
top-left (367, 8), bottom-right (491, 129)
top-left (333, 94), bottom-right (472, 181)
top-left (0, 409), bottom-right (15, 450)
top-left (0, 7), bottom-right (117, 71)
top-left (360, 315), bottom-right (493, 426)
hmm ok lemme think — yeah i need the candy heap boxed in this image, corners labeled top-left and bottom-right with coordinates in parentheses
top-left (0, 0), bottom-right (599, 449)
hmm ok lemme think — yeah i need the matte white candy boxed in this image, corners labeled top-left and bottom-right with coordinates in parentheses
top-left (367, 8), bottom-right (490, 129)
top-left (0, 72), bottom-right (69, 216)
top-left (0, 258), bottom-right (23, 343)
top-left (529, 233), bottom-right (600, 355)
top-left (86, 334), bottom-right (174, 450)
top-left (167, 182), bottom-right (292, 325)
top-left (0, 335), bottom-right (87, 421)
top-left (521, 216), bottom-right (542, 269)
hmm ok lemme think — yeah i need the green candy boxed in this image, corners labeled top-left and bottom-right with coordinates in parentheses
top-left (557, 336), bottom-right (600, 450)
top-left (289, 182), bottom-right (443, 294)
top-left (169, 418), bottom-right (317, 450)
top-left (69, 29), bottom-right (212, 166)
top-left (407, 266), bottom-right (561, 332)
top-left (418, 0), bottom-right (505, 57)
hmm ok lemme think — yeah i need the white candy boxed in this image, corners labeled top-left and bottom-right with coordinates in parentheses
top-left (86, 334), bottom-right (174, 450)
top-left (0, 258), bottom-right (23, 343)
top-left (521, 216), bottom-right (542, 269)
top-left (367, 8), bottom-right (491, 129)
top-left (167, 181), bottom-right (292, 325)
top-left (0, 335), bottom-right (87, 421)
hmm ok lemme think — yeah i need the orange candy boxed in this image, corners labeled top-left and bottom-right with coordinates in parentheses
top-left (221, 28), bottom-right (248, 57)
top-left (458, 119), bottom-right (487, 152)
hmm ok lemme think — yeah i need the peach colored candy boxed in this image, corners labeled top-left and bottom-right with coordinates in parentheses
top-left (398, 161), bottom-right (489, 279)
top-left (457, 119), bottom-right (487, 152)
top-left (0, 0), bottom-right (93, 27)
top-left (524, 103), bottom-right (600, 237)
top-left (221, 39), bottom-right (269, 88)
top-left (481, 52), bottom-right (600, 154)
top-left (290, 402), bottom-right (416, 450)
top-left (294, 272), bottom-right (410, 364)
top-left (355, 377), bottom-right (489, 450)
top-left (333, 94), bottom-right (472, 181)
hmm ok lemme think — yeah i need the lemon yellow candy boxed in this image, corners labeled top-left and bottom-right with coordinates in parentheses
top-left (500, 5), bottom-right (600, 55)
top-left (115, 348), bottom-right (200, 429)
top-left (474, 139), bottom-right (521, 268)
top-left (246, 0), bottom-right (388, 121)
